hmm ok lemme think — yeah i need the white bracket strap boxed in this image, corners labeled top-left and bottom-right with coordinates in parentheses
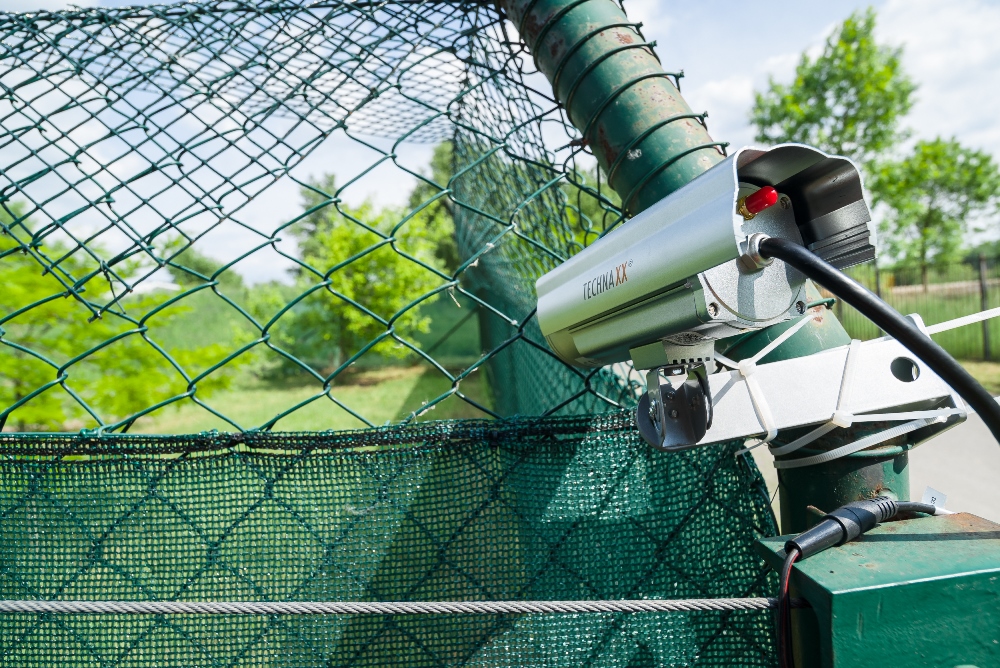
top-left (768, 339), bottom-right (862, 457)
top-left (769, 310), bottom-right (982, 467)
top-left (722, 314), bottom-right (818, 453)
top-left (691, 308), bottom-right (990, 459)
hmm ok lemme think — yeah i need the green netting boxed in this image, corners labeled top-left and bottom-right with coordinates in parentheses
top-left (0, 413), bottom-right (777, 666)
top-left (0, 2), bottom-right (780, 665)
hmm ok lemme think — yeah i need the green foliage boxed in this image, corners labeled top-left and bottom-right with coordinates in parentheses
top-left (162, 239), bottom-right (246, 291)
top-left (870, 138), bottom-right (1000, 285)
top-left (260, 175), bottom-right (447, 375)
top-left (750, 8), bottom-right (916, 166)
top-left (0, 204), bottom-right (237, 431)
top-left (408, 141), bottom-right (459, 271)
top-left (966, 239), bottom-right (1000, 262)
top-left (563, 166), bottom-right (623, 250)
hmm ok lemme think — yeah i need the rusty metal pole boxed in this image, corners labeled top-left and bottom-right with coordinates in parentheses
top-left (500, 0), bottom-right (890, 533)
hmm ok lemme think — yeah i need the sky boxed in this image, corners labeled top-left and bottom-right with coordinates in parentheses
top-left (638, 0), bottom-right (1000, 161)
top-left (2, 0), bottom-right (999, 283)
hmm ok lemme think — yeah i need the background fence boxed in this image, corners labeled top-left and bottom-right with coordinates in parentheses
top-left (833, 257), bottom-right (1000, 361)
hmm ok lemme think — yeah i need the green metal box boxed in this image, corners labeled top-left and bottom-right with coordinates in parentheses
top-left (757, 513), bottom-right (1000, 667)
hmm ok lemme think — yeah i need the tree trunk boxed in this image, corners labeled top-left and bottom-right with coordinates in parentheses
top-left (922, 263), bottom-right (929, 293)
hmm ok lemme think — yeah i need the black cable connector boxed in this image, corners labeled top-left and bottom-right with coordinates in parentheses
top-left (777, 497), bottom-right (941, 668)
top-left (787, 498), bottom-right (940, 559)
top-left (758, 236), bottom-right (1000, 446)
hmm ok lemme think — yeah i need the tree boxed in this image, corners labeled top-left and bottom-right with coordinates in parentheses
top-left (0, 203), bottom-right (236, 430)
top-left (162, 239), bottom-right (245, 292)
top-left (273, 177), bottom-right (446, 374)
top-left (408, 141), bottom-right (459, 271)
top-left (750, 8), bottom-right (916, 168)
top-left (870, 138), bottom-right (1000, 289)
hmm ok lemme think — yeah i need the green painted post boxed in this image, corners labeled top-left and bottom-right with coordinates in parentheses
top-left (498, 0), bottom-right (898, 533)
top-left (498, 0), bottom-right (725, 213)
top-left (758, 513), bottom-right (1000, 667)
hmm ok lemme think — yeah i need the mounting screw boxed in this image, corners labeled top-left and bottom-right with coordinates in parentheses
top-left (668, 409), bottom-right (679, 419)
top-left (795, 301), bottom-right (806, 315)
top-left (779, 195), bottom-right (792, 210)
top-left (707, 302), bottom-right (719, 318)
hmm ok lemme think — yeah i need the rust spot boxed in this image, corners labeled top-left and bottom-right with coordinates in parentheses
top-left (522, 8), bottom-right (556, 43)
top-left (614, 30), bottom-right (634, 45)
top-left (549, 36), bottom-right (564, 59)
top-left (596, 125), bottom-right (617, 166)
top-left (939, 512), bottom-right (1000, 533)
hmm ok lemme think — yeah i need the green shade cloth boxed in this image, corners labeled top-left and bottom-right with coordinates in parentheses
top-left (0, 413), bottom-right (777, 666)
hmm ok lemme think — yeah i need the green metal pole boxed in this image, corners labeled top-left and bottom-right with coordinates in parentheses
top-left (719, 286), bottom-right (910, 533)
top-left (498, 0), bottom-right (724, 213)
top-left (499, 0), bottom-right (899, 532)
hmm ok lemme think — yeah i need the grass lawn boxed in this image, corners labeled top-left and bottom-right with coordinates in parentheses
top-left (131, 365), bottom-right (493, 434)
top-left (960, 360), bottom-right (1000, 396)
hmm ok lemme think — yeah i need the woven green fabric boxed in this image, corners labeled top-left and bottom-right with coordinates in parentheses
top-left (0, 413), bottom-right (778, 666)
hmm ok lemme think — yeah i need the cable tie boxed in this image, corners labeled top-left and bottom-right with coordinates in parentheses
top-left (830, 410), bottom-right (853, 428)
top-left (732, 316), bottom-right (817, 454)
top-left (748, 313), bottom-right (817, 364)
top-left (742, 372), bottom-right (778, 448)
top-left (774, 418), bottom-right (934, 470)
top-left (769, 339), bottom-right (862, 458)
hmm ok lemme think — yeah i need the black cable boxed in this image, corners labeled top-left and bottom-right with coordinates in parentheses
top-left (758, 236), bottom-right (1000, 445)
top-left (896, 501), bottom-right (937, 515)
top-left (777, 548), bottom-right (800, 668)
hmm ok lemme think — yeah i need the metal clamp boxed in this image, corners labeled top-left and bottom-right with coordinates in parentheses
top-left (636, 363), bottom-right (713, 451)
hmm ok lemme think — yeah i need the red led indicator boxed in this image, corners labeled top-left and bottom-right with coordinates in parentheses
top-left (744, 186), bottom-right (779, 215)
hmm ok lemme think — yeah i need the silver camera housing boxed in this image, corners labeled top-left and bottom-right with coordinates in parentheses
top-left (536, 144), bottom-right (875, 370)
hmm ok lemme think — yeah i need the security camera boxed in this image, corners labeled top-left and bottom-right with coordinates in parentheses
top-left (536, 144), bottom-right (877, 449)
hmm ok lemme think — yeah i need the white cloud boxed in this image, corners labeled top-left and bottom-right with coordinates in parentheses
top-left (683, 75), bottom-right (756, 149)
top-left (878, 0), bottom-right (1000, 156)
top-left (620, 0), bottom-right (673, 39)
top-left (649, 6), bottom-right (856, 151)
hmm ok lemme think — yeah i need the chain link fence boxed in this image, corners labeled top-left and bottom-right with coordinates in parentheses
top-left (0, 2), bottom-right (780, 665)
top-left (0, 0), bottom-right (639, 434)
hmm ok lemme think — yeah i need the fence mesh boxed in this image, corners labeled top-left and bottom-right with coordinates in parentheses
top-left (0, 0), bottom-right (638, 433)
top-left (0, 2), bottom-right (780, 665)
top-left (0, 415), bottom-right (778, 667)
top-left (830, 260), bottom-right (1000, 363)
